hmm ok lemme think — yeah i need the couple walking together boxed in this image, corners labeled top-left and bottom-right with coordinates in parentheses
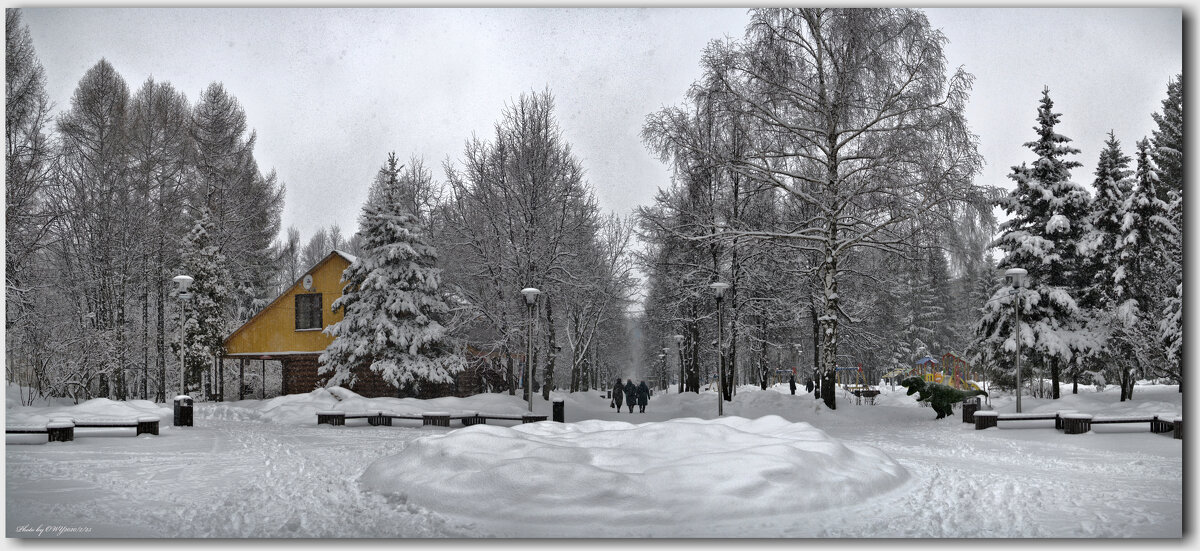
top-left (611, 378), bottom-right (650, 413)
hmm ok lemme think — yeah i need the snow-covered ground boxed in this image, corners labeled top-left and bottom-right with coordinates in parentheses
top-left (5, 382), bottom-right (1184, 538)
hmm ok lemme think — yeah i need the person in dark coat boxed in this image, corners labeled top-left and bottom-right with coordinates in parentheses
top-left (636, 381), bottom-right (650, 413)
top-left (805, 377), bottom-right (814, 394)
top-left (623, 379), bottom-right (637, 413)
top-left (789, 374), bottom-right (797, 395)
top-left (612, 379), bottom-right (624, 410)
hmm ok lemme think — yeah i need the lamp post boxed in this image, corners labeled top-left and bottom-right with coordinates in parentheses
top-left (521, 287), bottom-right (541, 412)
top-left (1005, 268), bottom-right (1027, 413)
top-left (674, 334), bottom-right (685, 393)
top-left (172, 275), bottom-right (194, 396)
top-left (709, 281), bottom-right (730, 416)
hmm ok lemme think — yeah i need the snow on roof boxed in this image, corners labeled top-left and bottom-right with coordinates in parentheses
top-left (332, 250), bottom-right (357, 264)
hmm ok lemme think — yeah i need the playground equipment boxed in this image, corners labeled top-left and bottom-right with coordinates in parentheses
top-left (887, 353), bottom-right (983, 392)
top-left (939, 352), bottom-right (983, 392)
top-left (835, 365), bottom-right (879, 405)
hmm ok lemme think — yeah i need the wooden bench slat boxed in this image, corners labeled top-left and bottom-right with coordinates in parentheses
top-left (1091, 417), bottom-right (1156, 424)
top-left (996, 414), bottom-right (1058, 421)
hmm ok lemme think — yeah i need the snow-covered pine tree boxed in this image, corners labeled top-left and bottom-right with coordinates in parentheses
top-left (1150, 75), bottom-right (1183, 390)
top-left (1074, 132), bottom-right (1132, 394)
top-left (973, 87), bottom-right (1097, 400)
top-left (175, 208), bottom-right (232, 394)
top-left (1081, 132), bottom-right (1133, 308)
top-left (1110, 138), bottom-right (1176, 399)
top-left (319, 156), bottom-right (465, 395)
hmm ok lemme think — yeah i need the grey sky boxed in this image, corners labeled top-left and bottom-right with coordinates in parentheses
top-left (19, 7), bottom-right (1183, 245)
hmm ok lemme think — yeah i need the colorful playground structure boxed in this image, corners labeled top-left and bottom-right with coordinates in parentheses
top-left (881, 352), bottom-right (983, 392)
top-left (833, 352), bottom-right (984, 405)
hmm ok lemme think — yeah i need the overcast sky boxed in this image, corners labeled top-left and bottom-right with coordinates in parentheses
top-left (19, 6), bottom-right (1183, 247)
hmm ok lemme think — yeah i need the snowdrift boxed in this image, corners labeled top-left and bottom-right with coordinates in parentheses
top-left (359, 415), bottom-right (908, 536)
top-left (199, 386), bottom-right (532, 425)
top-left (4, 396), bottom-right (171, 426)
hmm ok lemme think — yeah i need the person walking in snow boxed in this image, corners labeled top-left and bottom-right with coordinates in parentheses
top-left (611, 378), bottom-right (624, 410)
top-left (637, 380), bottom-right (650, 413)
top-left (789, 374), bottom-right (797, 395)
top-left (805, 377), bottom-right (814, 394)
top-left (624, 379), bottom-right (637, 413)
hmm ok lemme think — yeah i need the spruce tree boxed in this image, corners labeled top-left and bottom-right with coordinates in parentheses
top-left (1150, 75), bottom-right (1183, 389)
top-left (175, 208), bottom-right (232, 393)
top-left (1081, 132), bottom-right (1133, 308)
top-left (974, 88), bottom-right (1096, 399)
top-left (320, 156), bottom-right (465, 394)
top-left (1110, 139), bottom-right (1176, 398)
top-left (1074, 132), bottom-right (1132, 394)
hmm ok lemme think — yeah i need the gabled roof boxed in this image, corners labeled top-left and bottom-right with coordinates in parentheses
top-left (222, 250), bottom-right (356, 347)
top-left (331, 249), bottom-right (357, 264)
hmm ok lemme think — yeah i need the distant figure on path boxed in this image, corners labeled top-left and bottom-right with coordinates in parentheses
top-left (624, 379), bottom-right (637, 413)
top-left (805, 377), bottom-right (814, 394)
top-left (637, 381), bottom-right (650, 413)
top-left (789, 374), bottom-right (797, 395)
top-left (612, 378), bottom-right (624, 410)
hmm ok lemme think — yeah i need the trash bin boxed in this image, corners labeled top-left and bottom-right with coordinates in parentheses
top-left (962, 398), bottom-right (980, 423)
top-left (553, 399), bottom-right (565, 423)
top-left (174, 395), bottom-right (193, 427)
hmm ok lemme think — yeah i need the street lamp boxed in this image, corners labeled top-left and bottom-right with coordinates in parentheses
top-left (674, 334), bottom-right (685, 393)
top-left (173, 274), bottom-right (194, 396)
top-left (1005, 268), bottom-right (1027, 413)
top-left (520, 287), bottom-right (541, 412)
top-left (709, 281), bottom-right (730, 416)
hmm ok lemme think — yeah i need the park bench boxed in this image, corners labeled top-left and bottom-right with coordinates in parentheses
top-left (1064, 414), bottom-right (1179, 435)
top-left (317, 410), bottom-right (548, 427)
top-left (5, 417), bottom-right (159, 443)
top-left (71, 417), bottom-right (161, 436)
top-left (972, 409), bottom-right (1180, 439)
top-left (5, 424), bottom-right (70, 442)
top-left (849, 388), bottom-right (880, 405)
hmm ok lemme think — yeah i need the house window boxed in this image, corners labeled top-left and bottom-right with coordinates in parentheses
top-left (295, 293), bottom-right (322, 330)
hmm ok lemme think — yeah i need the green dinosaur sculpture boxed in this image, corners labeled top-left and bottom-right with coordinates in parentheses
top-left (900, 376), bottom-right (988, 419)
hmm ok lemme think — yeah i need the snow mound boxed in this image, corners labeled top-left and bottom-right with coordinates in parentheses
top-left (3, 397), bottom-right (171, 425)
top-left (359, 415), bottom-right (907, 536)
top-left (196, 386), bottom-right (532, 425)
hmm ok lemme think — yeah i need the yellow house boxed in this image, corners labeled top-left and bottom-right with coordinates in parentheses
top-left (223, 250), bottom-right (396, 397)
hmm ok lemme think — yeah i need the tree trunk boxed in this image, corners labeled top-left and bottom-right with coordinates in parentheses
top-left (156, 234), bottom-right (167, 403)
top-left (504, 344), bottom-right (514, 395)
top-left (1050, 356), bottom-right (1060, 399)
top-left (543, 295), bottom-right (555, 401)
top-left (758, 316), bottom-right (769, 390)
top-left (820, 215), bottom-right (839, 411)
top-left (811, 304), bottom-right (820, 382)
top-left (821, 369), bottom-right (836, 410)
top-left (568, 313), bottom-right (581, 392)
top-left (688, 306), bottom-right (700, 392)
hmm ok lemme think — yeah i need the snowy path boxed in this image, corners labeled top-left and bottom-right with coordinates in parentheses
top-left (806, 422), bottom-right (1182, 538)
top-left (6, 422), bottom-right (474, 537)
